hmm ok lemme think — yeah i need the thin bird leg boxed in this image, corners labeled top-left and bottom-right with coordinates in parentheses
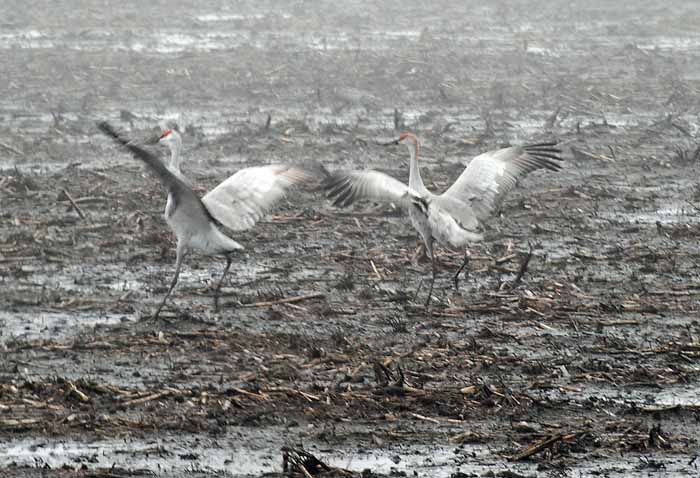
top-left (425, 250), bottom-right (436, 307)
top-left (413, 279), bottom-right (424, 303)
top-left (154, 243), bottom-right (187, 319)
top-left (511, 245), bottom-right (533, 288)
top-left (411, 242), bottom-right (427, 265)
top-left (453, 250), bottom-right (471, 291)
top-left (214, 254), bottom-right (233, 312)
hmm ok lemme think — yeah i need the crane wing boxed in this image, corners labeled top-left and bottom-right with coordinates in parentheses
top-left (97, 121), bottom-right (196, 201)
top-left (202, 165), bottom-right (316, 231)
top-left (439, 142), bottom-right (563, 221)
top-left (324, 170), bottom-right (420, 209)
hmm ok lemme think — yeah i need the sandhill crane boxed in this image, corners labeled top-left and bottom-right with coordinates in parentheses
top-left (325, 133), bottom-right (563, 304)
top-left (98, 122), bottom-right (318, 319)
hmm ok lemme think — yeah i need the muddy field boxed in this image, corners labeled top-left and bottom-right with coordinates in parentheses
top-left (2, 0), bottom-right (700, 476)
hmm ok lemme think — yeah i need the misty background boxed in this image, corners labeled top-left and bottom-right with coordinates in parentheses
top-left (2, 0), bottom-right (699, 161)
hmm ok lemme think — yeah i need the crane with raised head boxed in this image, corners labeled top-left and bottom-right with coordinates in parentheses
top-left (98, 122), bottom-right (318, 319)
top-left (325, 132), bottom-right (563, 305)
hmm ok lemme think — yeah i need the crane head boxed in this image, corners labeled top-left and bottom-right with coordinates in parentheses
top-left (159, 129), bottom-right (173, 142)
top-left (379, 132), bottom-right (418, 147)
top-left (158, 128), bottom-right (181, 149)
top-left (398, 132), bottom-right (418, 145)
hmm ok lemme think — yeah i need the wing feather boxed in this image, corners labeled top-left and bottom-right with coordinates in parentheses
top-left (202, 165), bottom-right (316, 231)
top-left (97, 121), bottom-right (208, 214)
top-left (439, 142), bottom-right (563, 221)
top-left (324, 170), bottom-right (417, 209)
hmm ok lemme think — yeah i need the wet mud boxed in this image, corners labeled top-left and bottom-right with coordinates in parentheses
top-left (2, 0), bottom-right (700, 476)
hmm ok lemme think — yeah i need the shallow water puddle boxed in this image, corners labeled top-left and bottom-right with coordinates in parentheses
top-left (0, 438), bottom-right (275, 475)
top-left (541, 382), bottom-right (700, 412)
top-left (0, 311), bottom-right (127, 344)
top-left (653, 387), bottom-right (700, 407)
top-left (0, 436), bottom-right (675, 476)
top-left (0, 436), bottom-right (477, 477)
top-left (601, 202), bottom-right (700, 225)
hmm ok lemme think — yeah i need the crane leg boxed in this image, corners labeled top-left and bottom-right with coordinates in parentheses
top-left (453, 250), bottom-right (471, 291)
top-left (425, 252), bottom-right (436, 307)
top-left (411, 242), bottom-right (427, 265)
top-left (214, 255), bottom-right (233, 312)
top-left (512, 246), bottom-right (533, 288)
top-left (154, 244), bottom-right (187, 320)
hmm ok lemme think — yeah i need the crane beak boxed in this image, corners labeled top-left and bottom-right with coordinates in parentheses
top-left (378, 138), bottom-right (401, 146)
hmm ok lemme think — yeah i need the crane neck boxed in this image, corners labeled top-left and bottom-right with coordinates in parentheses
top-left (167, 134), bottom-right (184, 178)
top-left (406, 140), bottom-right (426, 193)
top-left (161, 132), bottom-right (194, 186)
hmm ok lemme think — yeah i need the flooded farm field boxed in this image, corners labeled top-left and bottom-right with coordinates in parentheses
top-left (2, 0), bottom-right (700, 476)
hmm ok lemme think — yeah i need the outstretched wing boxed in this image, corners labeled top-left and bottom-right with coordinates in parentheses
top-left (202, 165), bottom-right (316, 231)
top-left (324, 170), bottom-right (419, 209)
top-left (439, 142), bottom-right (563, 221)
top-left (97, 121), bottom-right (195, 200)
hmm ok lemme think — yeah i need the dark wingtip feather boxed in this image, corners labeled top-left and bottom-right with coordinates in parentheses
top-left (525, 142), bottom-right (562, 153)
top-left (529, 147), bottom-right (562, 155)
top-left (97, 121), bottom-right (121, 141)
top-left (323, 175), bottom-right (346, 191)
top-left (526, 141), bottom-right (559, 149)
top-left (97, 120), bottom-right (186, 192)
top-left (531, 152), bottom-right (563, 161)
top-left (529, 156), bottom-right (563, 172)
top-left (323, 172), bottom-right (363, 208)
top-left (97, 121), bottom-right (141, 152)
top-left (332, 183), bottom-right (355, 207)
top-left (523, 142), bottom-right (564, 172)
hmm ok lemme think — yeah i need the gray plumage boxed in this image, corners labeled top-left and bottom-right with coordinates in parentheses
top-left (98, 122), bottom-right (317, 318)
top-left (325, 133), bottom-right (563, 303)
